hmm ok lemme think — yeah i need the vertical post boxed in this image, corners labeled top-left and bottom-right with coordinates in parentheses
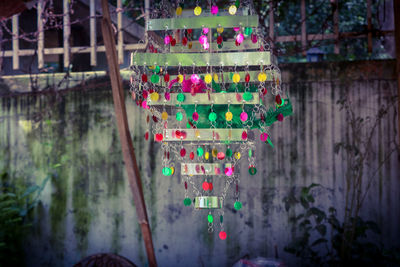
top-left (63, 0), bottom-right (70, 70)
top-left (333, 0), bottom-right (339, 54)
top-left (269, 0), bottom-right (274, 51)
top-left (367, 0), bottom-right (372, 53)
top-left (37, 0), bottom-right (44, 69)
top-left (101, 0), bottom-right (157, 266)
top-left (301, 0), bottom-right (307, 56)
top-left (12, 15), bottom-right (19, 70)
top-left (393, 0), bottom-right (400, 147)
top-left (117, 0), bottom-right (123, 64)
top-left (90, 0), bottom-right (97, 66)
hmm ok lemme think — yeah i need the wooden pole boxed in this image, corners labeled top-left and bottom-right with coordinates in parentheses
top-left (12, 15), bottom-right (19, 70)
top-left (333, 0), bottom-right (339, 54)
top-left (301, 0), bottom-right (307, 56)
top-left (90, 0), bottom-right (97, 66)
top-left (37, 0), bottom-right (44, 69)
top-left (394, 0), bottom-right (400, 147)
top-left (63, 0), bottom-right (70, 69)
top-left (100, 0), bottom-right (157, 266)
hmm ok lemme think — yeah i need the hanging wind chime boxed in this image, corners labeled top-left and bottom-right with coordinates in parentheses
top-left (130, 0), bottom-right (293, 240)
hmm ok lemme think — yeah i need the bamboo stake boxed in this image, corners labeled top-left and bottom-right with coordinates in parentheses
top-left (100, 0), bottom-right (157, 266)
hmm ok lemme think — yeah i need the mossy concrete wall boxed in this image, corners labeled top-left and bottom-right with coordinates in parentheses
top-left (0, 60), bottom-right (398, 266)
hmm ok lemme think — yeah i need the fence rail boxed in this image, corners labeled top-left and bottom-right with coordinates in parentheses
top-left (0, 0), bottom-right (395, 71)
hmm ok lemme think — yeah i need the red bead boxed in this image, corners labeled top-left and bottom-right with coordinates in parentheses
top-left (217, 36), bottom-right (223, 44)
top-left (219, 231), bottom-right (227, 240)
top-left (180, 148), bottom-right (186, 157)
top-left (164, 73), bottom-right (170, 82)
top-left (146, 115), bottom-right (150, 123)
top-left (277, 113), bottom-right (284, 121)
top-left (141, 74), bottom-right (148, 82)
top-left (167, 152), bottom-right (170, 159)
top-left (155, 133), bottom-right (163, 142)
top-left (242, 131), bottom-right (248, 140)
top-left (143, 90), bottom-right (148, 99)
top-left (261, 88), bottom-right (267, 95)
top-left (245, 73), bottom-right (250, 83)
top-left (171, 38), bottom-right (176, 46)
top-left (144, 131), bottom-right (149, 140)
top-left (184, 181), bottom-right (188, 189)
top-left (187, 29), bottom-right (193, 34)
top-left (276, 95), bottom-right (282, 105)
top-left (208, 182), bottom-right (213, 191)
top-left (235, 40), bottom-right (240, 46)
top-left (152, 115), bottom-right (158, 122)
top-left (202, 181), bottom-right (209, 191)
top-left (182, 37), bottom-right (188, 46)
top-left (190, 152), bottom-right (194, 160)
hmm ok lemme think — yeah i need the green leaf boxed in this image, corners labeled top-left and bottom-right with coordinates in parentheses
top-left (311, 238), bottom-right (328, 247)
top-left (22, 185), bottom-right (40, 198)
top-left (315, 224), bottom-right (327, 236)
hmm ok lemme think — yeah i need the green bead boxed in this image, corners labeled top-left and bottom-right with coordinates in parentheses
top-left (220, 215), bottom-right (223, 223)
top-left (234, 201), bottom-right (242, 210)
top-left (177, 93), bottom-right (185, 102)
top-left (151, 74), bottom-right (160, 83)
top-left (183, 198), bottom-right (192, 206)
top-left (208, 214), bottom-right (213, 223)
top-left (186, 122), bottom-right (191, 129)
top-left (248, 149), bottom-right (252, 157)
top-left (176, 112), bottom-right (183, 121)
top-left (209, 112), bottom-right (217, 122)
top-left (218, 43), bottom-right (223, 49)
top-left (226, 148), bottom-right (233, 157)
top-left (249, 166), bottom-right (257, 175)
top-left (243, 92), bottom-right (253, 101)
top-left (244, 27), bottom-right (253, 36)
top-left (229, 72), bottom-right (233, 80)
top-left (197, 147), bottom-right (204, 157)
top-left (235, 0), bottom-right (240, 8)
top-left (154, 65), bottom-right (160, 73)
top-left (162, 167), bottom-right (171, 176)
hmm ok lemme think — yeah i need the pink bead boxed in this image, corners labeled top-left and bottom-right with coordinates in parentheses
top-left (191, 74), bottom-right (200, 84)
top-left (260, 132), bottom-right (268, 141)
top-left (240, 112), bottom-right (248, 122)
top-left (142, 100), bottom-right (149, 109)
top-left (219, 231), bottom-right (227, 240)
top-left (224, 167), bottom-right (233, 176)
top-left (199, 35), bottom-right (207, 44)
top-left (164, 35), bottom-right (171, 45)
top-left (277, 113), bottom-right (284, 121)
top-left (251, 33), bottom-right (257, 43)
top-left (236, 33), bottom-right (244, 44)
top-left (211, 5), bottom-right (218, 15)
top-left (203, 28), bottom-right (209, 34)
top-left (203, 42), bottom-right (209, 50)
top-left (192, 112), bottom-right (199, 121)
top-left (214, 167), bottom-right (221, 175)
top-left (164, 92), bottom-right (170, 101)
top-left (233, 27), bottom-right (240, 32)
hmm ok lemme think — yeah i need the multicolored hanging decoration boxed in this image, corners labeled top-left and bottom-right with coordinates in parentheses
top-left (130, 0), bottom-right (293, 240)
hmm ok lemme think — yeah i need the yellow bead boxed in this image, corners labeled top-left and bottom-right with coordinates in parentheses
top-left (228, 5), bottom-right (237, 15)
top-left (217, 27), bottom-right (224, 34)
top-left (195, 129), bottom-right (200, 138)
top-left (205, 74), bottom-right (212, 84)
top-left (232, 73), bottom-right (240, 83)
top-left (161, 111), bottom-right (168, 120)
top-left (225, 111), bottom-right (233, 121)
top-left (188, 42), bottom-right (193, 49)
top-left (258, 72), bottom-right (267, 82)
top-left (150, 92), bottom-right (159, 102)
top-left (205, 152), bottom-right (210, 160)
top-left (170, 167), bottom-right (175, 175)
top-left (194, 6), bottom-right (202, 16)
top-left (176, 6), bottom-right (182, 16)
top-left (212, 148), bottom-right (218, 157)
top-left (213, 73), bottom-right (219, 82)
top-left (276, 77), bottom-right (280, 85)
top-left (234, 152), bottom-right (241, 160)
top-left (178, 74), bottom-right (184, 83)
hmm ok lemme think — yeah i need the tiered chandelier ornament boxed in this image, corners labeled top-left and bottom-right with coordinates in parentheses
top-left (130, 0), bottom-right (293, 240)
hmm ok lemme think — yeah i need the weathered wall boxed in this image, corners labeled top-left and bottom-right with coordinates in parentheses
top-left (0, 60), bottom-right (398, 266)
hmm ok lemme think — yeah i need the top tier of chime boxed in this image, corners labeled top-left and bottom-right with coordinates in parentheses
top-left (129, 0), bottom-right (293, 240)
